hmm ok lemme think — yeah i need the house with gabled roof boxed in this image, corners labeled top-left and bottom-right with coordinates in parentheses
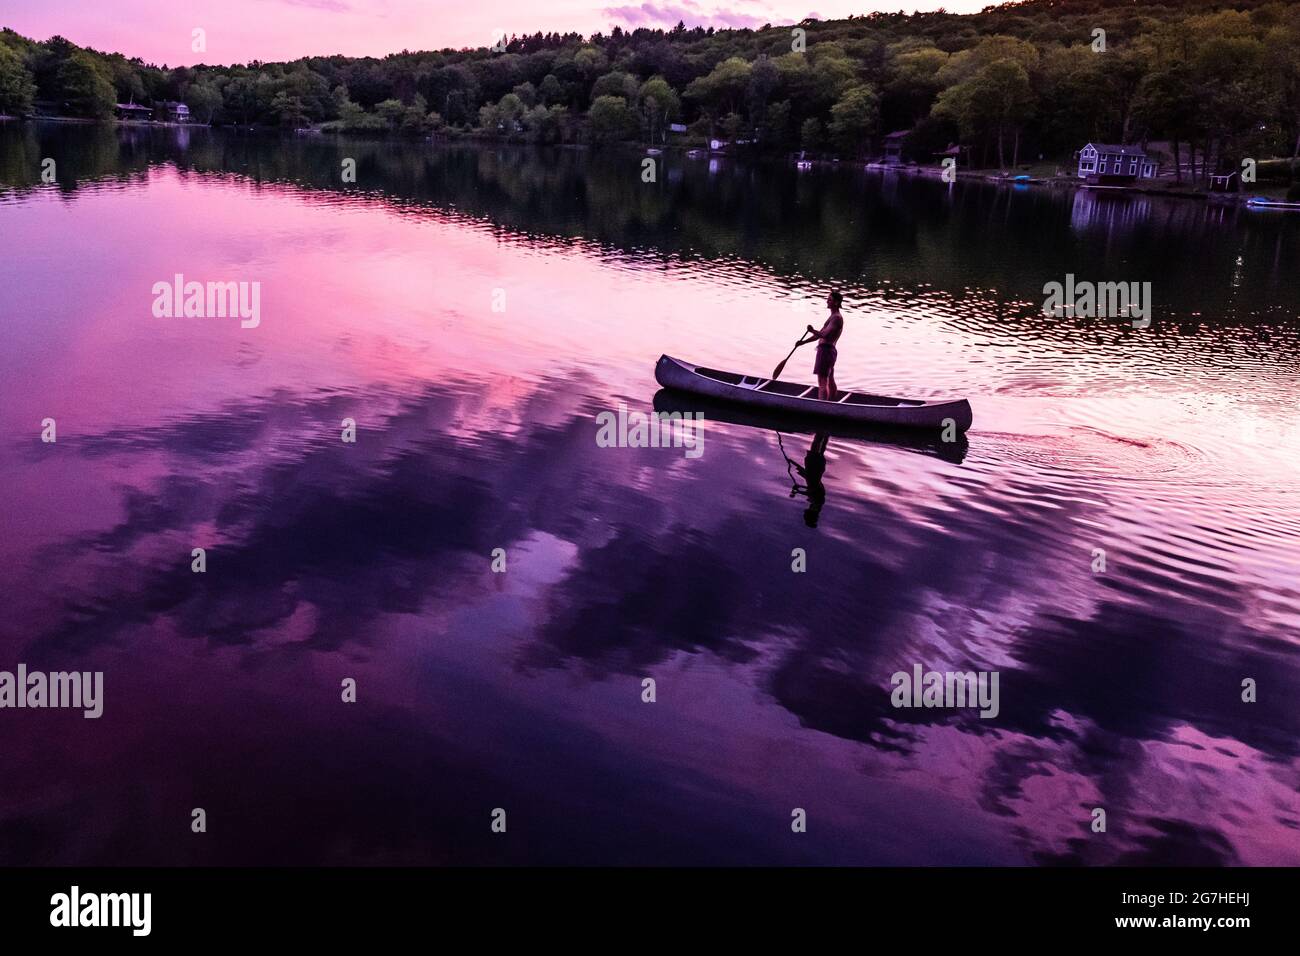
top-left (882, 130), bottom-right (909, 165)
top-left (1077, 143), bottom-right (1158, 181)
top-left (115, 102), bottom-right (153, 122)
top-left (155, 101), bottom-right (191, 123)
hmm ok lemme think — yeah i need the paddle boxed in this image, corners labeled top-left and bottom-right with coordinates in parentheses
top-left (771, 334), bottom-right (814, 381)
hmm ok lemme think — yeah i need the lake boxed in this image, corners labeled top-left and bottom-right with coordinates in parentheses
top-left (1, 123), bottom-right (1298, 865)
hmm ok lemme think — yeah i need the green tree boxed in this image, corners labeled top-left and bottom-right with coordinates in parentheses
top-left (538, 73), bottom-right (564, 106)
top-left (184, 81), bottom-right (222, 124)
top-left (800, 117), bottom-right (823, 152)
top-left (376, 98), bottom-right (406, 130)
top-left (747, 55), bottom-right (779, 127)
top-left (591, 70), bottom-right (637, 103)
top-left (722, 111), bottom-right (744, 141)
top-left (760, 98), bottom-right (792, 147)
top-left (828, 83), bottom-right (880, 156)
top-left (55, 50), bottom-right (115, 118)
top-left (523, 103), bottom-right (567, 143)
top-left (270, 90), bottom-right (308, 127)
top-left (1131, 64), bottom-right (1198, 182)
top-left (933, 59), bottom-right (1034, 168)
top-left (684, 57), bottom-right (752, 123)
top-left (588, 94), bottom-right (636, 143)
top-left (495, 92), bottom-right (525, 129)
top-left (512, 82), bottom-right (537, 108)
top-left (0, 42), bottom-right (36, 116)
top-left (637, 75), bottom-right (680, 144)
top-left (884, 46), bottom-right (947, 124)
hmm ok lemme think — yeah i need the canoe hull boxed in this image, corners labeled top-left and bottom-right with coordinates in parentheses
top-left (654, 355), bottom-right (972, 432)
top-left (653, 389), bottom-right (969, 463)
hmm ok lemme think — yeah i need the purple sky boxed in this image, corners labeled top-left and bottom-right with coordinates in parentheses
top-left (2, 0), bottom-right (986, 65)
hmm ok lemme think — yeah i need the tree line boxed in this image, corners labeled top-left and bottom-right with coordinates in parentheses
top-left (2, 0), bottom-right (1300, 180)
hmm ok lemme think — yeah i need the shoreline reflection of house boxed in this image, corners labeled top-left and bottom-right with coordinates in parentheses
top-left (1070, 187), bottom-right (1153, 232)
top-left (1076, 143), bottom-right (1158, 186)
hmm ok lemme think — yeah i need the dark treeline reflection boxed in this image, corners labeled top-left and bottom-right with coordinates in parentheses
top-left (4, 123), bottom-right (1300, 324)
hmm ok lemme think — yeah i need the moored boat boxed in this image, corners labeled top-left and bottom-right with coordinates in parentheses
top-left (1246, 196), bottom-right (1300, 210)
top-left (654, 354), bottom-right (973, 431)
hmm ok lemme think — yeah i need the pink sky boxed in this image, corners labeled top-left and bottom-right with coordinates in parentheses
top-left (2, 0), bottom-right (986, 65)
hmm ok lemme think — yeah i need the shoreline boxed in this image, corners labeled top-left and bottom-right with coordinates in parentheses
top-left (859, 160), bottom-right (1294, 205)
top-left (6, 116), bottom-right (1293, 205)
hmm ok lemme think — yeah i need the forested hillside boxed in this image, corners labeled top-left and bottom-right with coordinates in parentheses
top-left (2, 0), bottom-right (1299, 173)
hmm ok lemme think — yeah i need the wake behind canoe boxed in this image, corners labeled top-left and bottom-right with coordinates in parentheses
top-left (654, 354), bottom-right (973, 432)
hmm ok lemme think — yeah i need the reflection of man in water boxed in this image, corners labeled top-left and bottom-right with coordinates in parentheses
top-left (788, 431), bottom-right (830, 527)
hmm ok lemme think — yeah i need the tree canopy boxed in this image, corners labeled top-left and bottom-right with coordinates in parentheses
top-left (3, 0), bottom-right (1299, 173)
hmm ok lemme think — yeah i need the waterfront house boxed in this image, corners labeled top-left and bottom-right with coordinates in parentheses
top-left (115, 103), bottom-right (153, 122)
top-left (155, 101), bottom-right (191, 122)
top-left (882, 130), bottom-right (909, 165)
top-left (1076, 143), bottom-right (1157, 181)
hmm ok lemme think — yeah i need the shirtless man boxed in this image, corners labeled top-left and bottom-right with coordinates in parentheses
top-left (806, 290), bottom-right (844, 401)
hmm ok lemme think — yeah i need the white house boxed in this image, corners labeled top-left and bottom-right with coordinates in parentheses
top-left (1077, 143), bottom-right (1157, 180)
top-left (155, 100), bottom-right (191, 123)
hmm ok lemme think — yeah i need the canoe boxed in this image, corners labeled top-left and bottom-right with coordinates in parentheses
top-left (654, 354), bottom-right (973, 432)
top-left (1246, 197), bottom-right (1300, 210)
top-left (652, 389), bottom-right (968, 464)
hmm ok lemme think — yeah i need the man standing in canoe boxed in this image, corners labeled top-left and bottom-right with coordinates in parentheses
top-left (806, 290), bottom-right (844, 401)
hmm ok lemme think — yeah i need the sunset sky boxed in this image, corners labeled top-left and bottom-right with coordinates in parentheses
top-left (2, 0), bottom-right (987, 65)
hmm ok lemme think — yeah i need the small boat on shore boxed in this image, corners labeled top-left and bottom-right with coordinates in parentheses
top-left (654, 354), bottom-right (973, 431)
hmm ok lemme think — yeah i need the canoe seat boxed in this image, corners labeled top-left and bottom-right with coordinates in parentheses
top-left (695, 367), bottom-right (745, 385)
top-left (840, 393), bottom-right (923, 407)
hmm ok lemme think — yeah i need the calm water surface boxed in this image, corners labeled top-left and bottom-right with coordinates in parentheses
top-left (1, 125), bottom-right (1298, 865)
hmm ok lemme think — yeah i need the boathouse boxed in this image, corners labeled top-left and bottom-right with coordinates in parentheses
top-left (115, 102), bottom-right (153, 122)
top-left (882, 130), bottom-right (909, 165)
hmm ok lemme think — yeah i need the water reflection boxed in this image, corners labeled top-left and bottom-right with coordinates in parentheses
top-left (0, 124), bottom-right (1298, 866)
top-left (782, 431), bottom-right (830, 528)
top-left (4, 124), bottom-right (1300, 325)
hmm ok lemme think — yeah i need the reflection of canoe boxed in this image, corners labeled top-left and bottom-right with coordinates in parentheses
top-left (654, 354), bottom-right (973, 432)
top-left (653, 389), bottom-right (968, 464)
